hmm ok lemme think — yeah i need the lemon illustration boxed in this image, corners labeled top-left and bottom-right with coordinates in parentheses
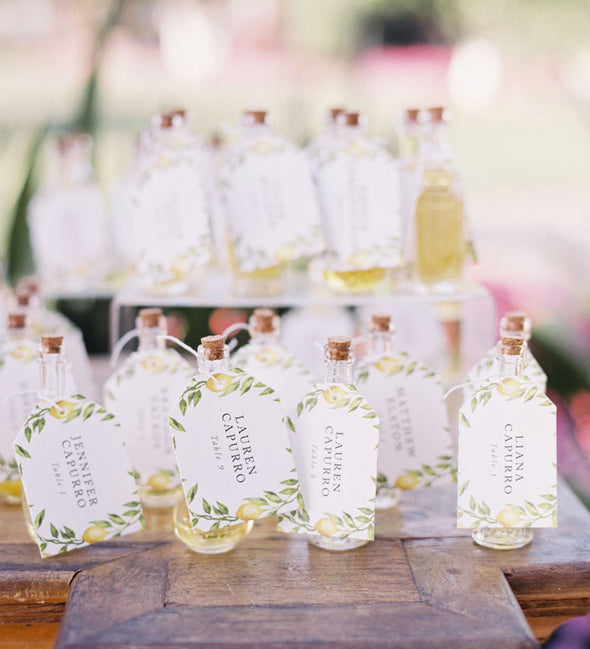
top-left (496, 508), bottom-right (521, 527)
top-left (314, 517), bottom-right (338, 537)
top-left (0, 479), bottom-right (22, 499)
top-left (322, 385), bottom-right (347, 407)
top-left (254, 348), bottom-right (279, 366)
top-left (374, 356), bottom-right (400, 375)
top-left (82, 525), bottom-right (108, 544)
top-left (170, 255), bottom-right (191, 280)
top-left (236, 502), bottom-right (264, 521)
top-left (141, 355), bottom-right (165, 372)
top-left (394, 473), bottom-right (420, 490)
top-left (147, 471), bottom-right (171, 491)
top-left (10, 345), bottom-right (34, 362)
top-left (49, 400), bottom-right (75, 420)
top-left (497, 377), bottom-right (520, 397)
top-left (206, 373), bottom-right (234, 392)
top-left (275, 244), bottom-right (295, 263)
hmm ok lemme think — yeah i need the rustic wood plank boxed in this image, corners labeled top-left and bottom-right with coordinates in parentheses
top-left (2, 622), bottom-right (60, 649)
top-left (54, 544), bottom-right (170, 649)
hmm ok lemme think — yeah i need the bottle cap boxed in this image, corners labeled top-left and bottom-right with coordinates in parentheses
top-left (8, 313), bottom-right (26, 329)
top-left (201, 335), bottom-right (226, 361)
top-left (502, 311), bottom-right (529, 334)
top-left (428, 106), bottom-right (446, 123)
top-left (41, 335), bottom-right (64, 354)
top-left (405, 108), bottom-right (421, 123)
top-left (16, 292), bottom-right (30, 307)
top-left (250, 308), bottom-right (277, 334)
top-left (155, 113), bottom-right (173, 129)
top-left (138, 308), bottom-right (164, 329)
top-left (242, 110), bottom-right (268, 125)
top-left (326, 336), bottom-right (352, 361)
top-left (370, 313), bottom-right (392, 332)
top-left (327, 107), bottom-right (346, 122)
top-left (342, 112), bottom-right (360, 127)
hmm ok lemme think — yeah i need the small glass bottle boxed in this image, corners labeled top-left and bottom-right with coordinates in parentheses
top-left (22, 335), bottom-right (67, 538)
top-left (472, 336), bottom-right (533, 550)
top-left (322, 112), bottom-right (389, 295)
top-left (173, 335), bottom-right (253, 554)
top-left (229, 110), bottom-right (284, 297)
top-left (414, 107), bottom-right (465, 292)
top-left (308, 336), bottom-right (370, 552)
top-left (118, 308), bottom-right (184, 509)
top-left (0, 313), bottom-right (34, 505)
top-left (366, 314), bottom-right (401, 510)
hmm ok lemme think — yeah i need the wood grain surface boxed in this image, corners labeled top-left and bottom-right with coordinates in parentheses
top-left (1, 482), bottom-right (589, 648)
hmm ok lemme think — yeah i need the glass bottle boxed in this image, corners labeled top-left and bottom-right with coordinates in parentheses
top-left (173, 335), bottom-right (253, 554)
top-left (414, 107), bottom-right (465, 292)
top-left (471, 336), bottom-right (533, 550)
top-left (22, 335), bottom-right (67, 538)
top-left (308, 336), bottom-right (370, 552)
top-left (0, 313), bottom-right (35, 505)
top-left (228, 110), bottom-right (284, 297)
top-left (365, 314), bottom-right (401, 510)
top-left (322, 112), bottom-right (390, 295)
top-left (107, 308), bottom-right (184, 509)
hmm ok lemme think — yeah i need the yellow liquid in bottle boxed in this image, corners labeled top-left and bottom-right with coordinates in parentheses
top-left (173, 500), bottom-right (253, 554)
top-left (228, 243), bottom-right (284, 296)
top-left (0, 478), bottom-right (23, 505)
top-left (323, 267), bottom-right (388, 295)
top-left (415, 169), bottom-right (464, 289)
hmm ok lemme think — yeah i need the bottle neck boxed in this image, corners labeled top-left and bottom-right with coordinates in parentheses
top-left (198, 345), bottom-right (230, 374)
top-left (498, 352), bottom-right (523, 378)
top-left (250, 330), bottom-right (278, 346)
top-left (39, 351), bottom-right (66, 400)
top-left (8, 328), bottom-right (30, 342)
top-left (325, 359), bottom-right (353, 384)
top-left (368, 330), bottom-right (394, 357)
top-left (499, 327), bottom-right (530, 343)
top-left (138, 326), bottom-right (166, 353)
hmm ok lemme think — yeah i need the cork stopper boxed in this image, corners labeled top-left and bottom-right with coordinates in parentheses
top-left (328, 107), bottom-right (345, 122)
top-left (201, 335), bottom-right (226, 361)
top-left (405, 108), bottom-right (420, 122)
top-left (342, 112), bottom-right (360, 127)
top-left (502, 311), bottom-right (527, 333)
top-left (500, 337), bottom-right (525, 355)
top-left (371, 313), bottom-right (392, 332)
top-left (169, 108), bottom-right (186, 119)
top-left (16, 292), bottom-right (30, 307)
top-left (41, 335), bottom-right (63, 354)
top-left (243, 110), bottom-right (268, 125)
top-left (326, 336), bottom-right (352, 361)
top-left (428, 106), bottom-right (446, 122)
top-left (8, 313), bottom-right (26, 329)
top-left (156, 113), bottom-right (173, 129)
top-left (250, 308), bottom-right (277, 334)
top-left (138, 308), bottom-right (164, 329)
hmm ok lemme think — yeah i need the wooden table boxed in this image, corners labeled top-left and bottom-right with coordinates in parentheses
top-left (2, 483), bottom-right (589, 649)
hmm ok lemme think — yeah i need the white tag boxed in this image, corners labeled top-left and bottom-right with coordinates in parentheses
top-left (282, 383), bottom-right (379, 540)
top-left (222, 139), bottom-right (324, 271)
top-left (169, 368), bottom-right (299, 532)
top-left (0, 340), bottom-right (76, 488)
top-left (457, 377), bottom-right (557, 529)
top-left (315, 140), bottom-right (402, 269)
top-left (466, 347), bottom-right (547, 393)
top-left (104, 349), bottom-right (195, 491)
top-left (232, 343), bottom-right (314, 415)
top-left (356, 353), bottom-right (453, 491)
top-left (15, 395), bottom-right (143, 557)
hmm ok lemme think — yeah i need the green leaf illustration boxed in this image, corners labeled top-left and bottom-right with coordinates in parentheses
top-left (240, 376), bottom-right (254, 395)
top-left (186, 483), bottom-right (198, 504)
top-left (15, 445), bottom-right (31, 459)
top-left (82, 404), bottom-right (95, 421)
top-left (284, 416), bottom-right (296, 433)
top-left (202, 498), bottom-right (212, 514)
top-left (169, 417), bottom-right (186, 433)
top-left (34, 509), bottom-right (45, 530)
top-left (179, 399), bottom-right (188, 416)
top-left (459, 412), bottom-right (471, 429)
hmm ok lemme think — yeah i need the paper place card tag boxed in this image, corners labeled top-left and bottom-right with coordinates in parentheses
top-left (356, 353), bottom-right (453, 492)
top-left (0, 340), bottom-right (76, 489)
top-left (169, 368), bottom-right (299, 532)
top-left (104, 349), bottom-right (195, 493)
top-left (457, 377), bottom-right (557, 529)
top-left (315, 141), bottom-right (402, 269)
top-left (221, 139), bottom-right (324, 271)
top-left (281, 382), bottom-right (379, 540)
top-left (466, 347), bottom-right (547, 393)
top-left (232, 343), bottom-right (314, 415)
top-left (15, 395), bottom-right (143, 557)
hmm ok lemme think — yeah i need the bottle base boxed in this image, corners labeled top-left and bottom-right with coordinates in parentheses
top-left (308, 535), bottom-right (370, 552)
top-left (472, 527), bottom-right (533, 550)
top-left (173, 503), bottom-right (253, 554)
top-left (374, 486), bottom-right (400, 510)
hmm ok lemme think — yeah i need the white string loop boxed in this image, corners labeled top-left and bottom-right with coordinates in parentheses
top-left (157, 335), bottom-right (200, 363)
top-left (109, 328), bottom-right (139, 367)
